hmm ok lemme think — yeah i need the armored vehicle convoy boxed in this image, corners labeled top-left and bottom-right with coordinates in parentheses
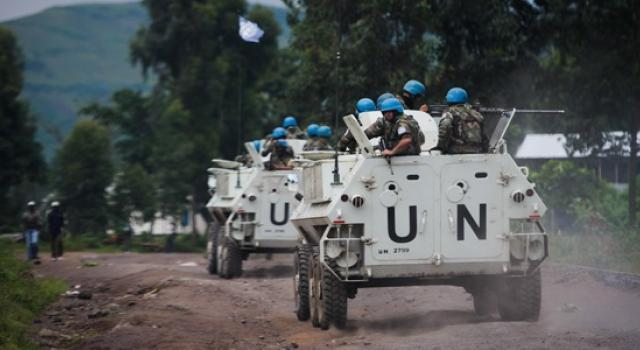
top-left (206, 140), bottom-right (306, 278)
top-left (291, 109), bottom-right (548, 329)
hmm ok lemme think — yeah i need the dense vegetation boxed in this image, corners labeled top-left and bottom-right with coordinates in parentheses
top-left (1, 1), bottom-right (639, 267)
top-left (0, 240), bottom-right (66, 350)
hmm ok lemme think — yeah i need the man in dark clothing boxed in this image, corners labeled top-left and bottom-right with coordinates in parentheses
top-left (22, 201), bottom-right (42, 262)
top-left (47, 201), bottom-right (65, 260)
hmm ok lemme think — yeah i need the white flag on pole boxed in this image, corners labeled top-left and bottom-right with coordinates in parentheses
top-left (238, 16), bottom-right (264, 43)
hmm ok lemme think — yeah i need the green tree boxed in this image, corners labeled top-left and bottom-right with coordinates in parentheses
top-left (536, 0), bottom-right (640, 225)
top-left (282, 0), bottom-right (438, 123)
top-left (129, 0), bottom-right (281, 229)
top-left (81, 89), bottom-right (155, 172)
top-left (109, 164), bottom-right (156, 228)
top-left (0, 27), bottom-right (45, 230)
top-left (52, 119), bottom-right (113, 234)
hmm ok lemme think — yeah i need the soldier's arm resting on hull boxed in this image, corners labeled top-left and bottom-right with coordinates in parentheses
top-left (382, 134), bottom-right (413, 157)
top-left (436, 114), bottom-right (453, 152)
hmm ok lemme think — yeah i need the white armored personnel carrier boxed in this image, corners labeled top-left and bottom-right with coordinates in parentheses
top-left (291, 110), bottom-right (548, 329)
top-left (206, 140), bottom-right (306, 278)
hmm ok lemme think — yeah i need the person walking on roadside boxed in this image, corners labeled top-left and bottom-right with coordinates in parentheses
top-left (47, 201), bottom-right (65, 261)
top-left (22, 201), bottom-right (42, 263)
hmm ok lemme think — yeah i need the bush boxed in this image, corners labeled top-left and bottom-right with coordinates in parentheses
top-left (0, 241), bottom-right (66, 350)
top-left (530, 160), bottom-right (622, 233)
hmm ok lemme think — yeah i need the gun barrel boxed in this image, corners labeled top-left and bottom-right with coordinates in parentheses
top-left (477, 108), bottom-right (565, 114)
top-left (515, 109), bottom-right (565, 113)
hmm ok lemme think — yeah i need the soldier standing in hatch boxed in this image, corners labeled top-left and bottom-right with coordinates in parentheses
top-left (314, 125), bottom-right (334, 150)
top-left (437, 87), bottom-right (488, 154)
top-left (303, 123), bottom-right (320, 151)
top-left (283, 116), bottom-right (307, 139)
top-left (398, 79), bottom-right (429, 112)
top-left (22, 201), bottom-right (42, 263)
top-left (262, 127), bottom-right (295, 170)
top-left (337, 98), bottom-right (376, 153)
top-left (365, 97), bottom-right (423, 157)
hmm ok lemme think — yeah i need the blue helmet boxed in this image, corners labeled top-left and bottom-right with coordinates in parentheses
top-left (283, 116), bottom-right (297, 128)
top-left (317, 125), bottom-right (332, 138)
top-left (403, 79), bottom-right (426, 97)
top-left (306, 123), bottom-right (319, 137)
top-left (446, 87), bottom-right (468, 105)
top-left (272, 127), bottom-right (286, 139)
top-left (376, 92), bottom-right (395, 109)
top-left (380, 97), bottom-right (404, 114)
top-left (356, 98), bottom-right (376, 113)
top-left (252, 140), bottom-right (261, 152)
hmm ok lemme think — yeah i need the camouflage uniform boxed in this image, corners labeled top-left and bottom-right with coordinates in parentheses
top-left (314, 138), bottom-right (333, 151)
top-left (304, 136), bottom-right (333, 151)
top-left (337, 130), bottom-right (358, 153)
top-left (437, 104), bottom-right (488, 154)
top-left (303, 136), bottom-right (319, 151)
top-left (234, 154), bottom-right (253, 167)
top-left (261, 140), bottom-right (294, 169)
top-left (365, 114), bottom-right (423, 156)
top-left (286, 126), bottom-right (307, 140)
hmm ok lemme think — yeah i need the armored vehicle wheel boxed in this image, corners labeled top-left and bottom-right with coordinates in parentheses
top-left (497, 269), bottom-right (541, 321)
top-left (472, 289), bottom-right (496, 317)
top-left (309, 252), bottom-right (320, 328)
top-left (218, 237), bottom-right (243, 279)
top-left (294, 245), bottom-right (312, 321)
top-left (318, 260), bottom-right (348, 330)
top-left (206, 223), bottom-right (220, 275)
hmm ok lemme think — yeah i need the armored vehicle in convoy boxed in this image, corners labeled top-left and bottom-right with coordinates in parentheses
top-left (291, 109), bottom-right (548, 329)
top-left (206, 140), bottom-right (306, 278)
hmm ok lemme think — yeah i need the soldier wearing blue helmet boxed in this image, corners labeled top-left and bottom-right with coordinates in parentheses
top-left (261, 127), bottom-right (294, 169)
top-left (234, 139), bottom-right (262, 167)
top-left (314, 125), bottom-right (334, 150)
top-left (338, 97), bottom-right (377, 153)
top-left (399, 79), bottom-right (429, 112)
top-left (437, 87), bottom-right (487, 154)
top-left (364, 97), bottom-right (423, 157)
top-left (376, 92), bottom-right (395, 110)
top-left (283, 115), bottom-right (307, 140)
top-left (303, 123), bottom-right (320, 151)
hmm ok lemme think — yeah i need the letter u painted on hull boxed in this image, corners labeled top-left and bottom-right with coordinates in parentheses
top-left (270, 202), bottom-right (290, 226)
top-left (387, 206), bottom-right (418, 243)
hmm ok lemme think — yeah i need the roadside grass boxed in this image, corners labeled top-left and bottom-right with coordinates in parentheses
top-left (37, 232), bottom-right (206, 254)
top-left (549, 233), bottom-right (640, 273)
top-left (0, 240), bottom-right (66, 350)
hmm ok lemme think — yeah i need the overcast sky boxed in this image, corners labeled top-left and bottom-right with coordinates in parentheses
top-left (0, 0), bottom-right (285, 22)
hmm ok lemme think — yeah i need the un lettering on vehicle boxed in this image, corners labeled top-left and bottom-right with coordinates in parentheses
top-left (370, 164), bottom-right (435, 262)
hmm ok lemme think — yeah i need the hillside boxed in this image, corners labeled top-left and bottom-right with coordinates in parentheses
top-left (2, 2), bottom-right (289, 159)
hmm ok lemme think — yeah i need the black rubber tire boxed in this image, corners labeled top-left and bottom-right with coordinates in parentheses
top-left (309, 252), bottom-right (320, 328)
top-left (294, 245), bottom-right (312, 321)
top-left (472, 290), bottom-right (496, 317)
top-left (497, 269), bottom-right (541, 321)
top-left (320, 260), bottom-right (348, 330)
top-left (206, 223), bottom-right (220, 275)
top-left (218, 237), bottom-right (243, 279)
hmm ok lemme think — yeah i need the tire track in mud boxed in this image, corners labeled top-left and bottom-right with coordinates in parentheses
top-left (33, 253), bottom-right (640, 349)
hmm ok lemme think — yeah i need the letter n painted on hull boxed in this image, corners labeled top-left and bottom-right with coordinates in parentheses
top-left (457, 204), bottom-right (487, 240)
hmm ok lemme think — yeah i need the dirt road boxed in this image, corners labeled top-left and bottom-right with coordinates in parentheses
top-left (32, 252), bottom-right (640, 349)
